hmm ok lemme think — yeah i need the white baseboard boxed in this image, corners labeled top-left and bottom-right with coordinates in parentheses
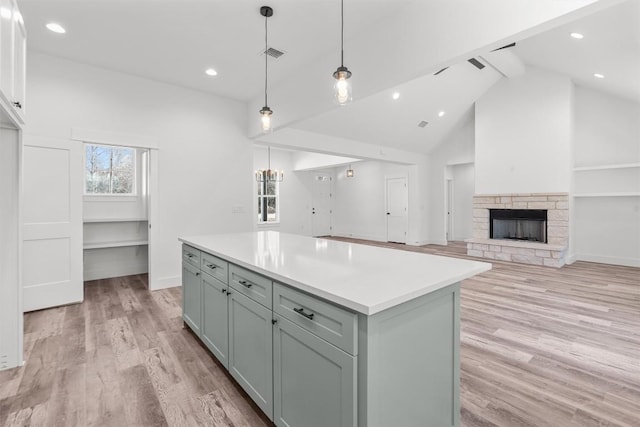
top-left (407, 240), bottom-right (430, 246)
top-left (565, 254), bottom-right (577, 265)
top-left (575, 254), bottom-right (640, 268)
top-left (150, 275), bottom-right (181, 291)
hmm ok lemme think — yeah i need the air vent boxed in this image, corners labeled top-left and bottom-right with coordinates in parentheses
top-left (417, 120), bottom-right (429, 128)
top-left (467, 58), bottom-right (485, 70)
top-left (263, 47), bottom-right (285, 59)
top-left (434, 67), bottom-right (449, 76)
top-left (491, 42), bottom-right (516, 52)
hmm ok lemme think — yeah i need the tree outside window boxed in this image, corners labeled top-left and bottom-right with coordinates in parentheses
top-left (85, 144), bottom-right (135, 194)
top-left (257, 180), bottom-right (279, 223)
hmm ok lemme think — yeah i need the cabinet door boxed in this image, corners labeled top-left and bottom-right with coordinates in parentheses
top-left (10, 0), bottom-right (24, 121)
top-left (182, 262), bottom-right (201, 336)
top-left (0, 0), bottom-right (13, 101)
top-left (274, 315), bottom-right (357, 427)
top-left (201, 273), bottom-right (228, 368)
top-left (228, 290), bottom-right (273, 420)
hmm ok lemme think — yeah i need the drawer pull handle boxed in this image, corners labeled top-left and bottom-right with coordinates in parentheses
top-left (293, 307), bottom-right (314, 320)
top-left (239, 280), bottom-right (252, 288)
top-left (195, 272), bottom-right (200, 276)
top-left (206, 264), bottom-right (216, 269)
top-left (221, 289), bottom-right (227, 294)
top-left (186, 253), bottom-right (194, 258)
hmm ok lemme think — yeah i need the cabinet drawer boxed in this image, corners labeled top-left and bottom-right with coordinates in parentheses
top-left (229, 264), bottom-right (272, 309)
top-left (201, 252), bottom-right (228, 284)
top-left (273, 283), bottom-right (357, 355)
top-left (182, 245), bottom-right (201, 268)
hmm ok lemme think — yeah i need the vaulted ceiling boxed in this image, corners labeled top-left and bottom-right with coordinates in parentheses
top-left (21, 0), bottom-right (638, 160)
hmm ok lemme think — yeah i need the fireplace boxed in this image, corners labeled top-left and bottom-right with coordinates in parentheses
top-left (490, 209), bottom-right (547, 243)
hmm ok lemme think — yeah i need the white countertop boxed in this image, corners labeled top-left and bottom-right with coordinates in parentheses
top-left (179, 231), bottom-right (491, 315)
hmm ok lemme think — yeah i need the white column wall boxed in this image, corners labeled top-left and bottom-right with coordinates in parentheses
top-left (475, 66), bottom-right (573, 195)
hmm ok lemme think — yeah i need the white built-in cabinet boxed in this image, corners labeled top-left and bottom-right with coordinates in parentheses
top-left (0, 0), bottom-right (24, 371)
top-left (0, 0), bottom-right (26, 125)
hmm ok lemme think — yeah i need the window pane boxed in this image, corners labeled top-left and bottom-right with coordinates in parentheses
top-left (266, 181), bottom-right (276, 196)
top-left (85, 144), bottom-right (135, 194)
top-left (257, 197), bottom-right (263, 221)
top-left (266, 196), bottom-right (277, 222)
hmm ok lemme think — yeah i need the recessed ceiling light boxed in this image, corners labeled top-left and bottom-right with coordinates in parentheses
top-left (205, 68), bottom-right (218, 76)
top-left (438, 111), bottom-right (446, 118)
top-left (593, 73), bottom-right (605, 79)
top-left (46, 22), bottom-right (66, 34)
top-left (392, 92), bottom-right (400, 100)
top-left (570, 32), bottom-right (584, 39)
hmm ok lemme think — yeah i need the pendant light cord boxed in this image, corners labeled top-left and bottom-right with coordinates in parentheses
top-left (340, 0), bottom-right (344, 67)
top-left (264, 12), bottom-right (268, 107)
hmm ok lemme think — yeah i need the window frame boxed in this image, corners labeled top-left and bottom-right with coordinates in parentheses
top-left (83, 143), bottom-right (137, 196)
top-left (257, 179), bottom-right (280, 224)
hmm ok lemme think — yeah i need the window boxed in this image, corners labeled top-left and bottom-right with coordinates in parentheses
top-left (257, 180), bottom-right (279, 223)
top-left (85, 144), bottom-right (135, 194)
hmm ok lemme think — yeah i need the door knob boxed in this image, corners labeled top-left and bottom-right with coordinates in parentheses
top-left (386, 212), bottom-right (390, 215)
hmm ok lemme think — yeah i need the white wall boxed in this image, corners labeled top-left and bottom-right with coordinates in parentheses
top-left (428, 116), bottom-right (475, 244)
top-left (573, 86), bottom-right (640, 167)
top-left (253, 146), bottom-right (314, 237)
top-left (475, 66), bottom-right (573, 194)
top-left (571, 86), bottom-right (640, 266)
top-left (0, 127), bottom-right (22, 369)
top-left (332, 160), bottom-right (412, 242)
top-left (448, 163), bottom-right (475, 241)
top-left (27, 52), bottom-right (254, 289)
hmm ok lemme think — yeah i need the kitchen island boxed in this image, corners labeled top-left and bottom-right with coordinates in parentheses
top-left (179, 231), bottom-right (491, 427)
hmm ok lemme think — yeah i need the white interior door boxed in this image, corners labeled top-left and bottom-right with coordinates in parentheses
top-left (311, 174), bottom-right (332, 237)
top-left (446, 178), bottom-right (453, 241)
top-left (386, 177), bottom-right (407, 243)
top-left (22, 135), bottom-right (82, 311)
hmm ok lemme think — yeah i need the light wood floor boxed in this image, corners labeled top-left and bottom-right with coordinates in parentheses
top-left (1, 240), bottom-right (639, 426)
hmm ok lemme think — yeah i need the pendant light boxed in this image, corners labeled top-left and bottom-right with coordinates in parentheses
top-left (259, 6), bottom-right (274, 133)
top-left (333, 0), bottom-right (352, 105)
top-left (255, 146), bottom-right (284, 182)
top-left (346, 165), bottom-right (354, 177)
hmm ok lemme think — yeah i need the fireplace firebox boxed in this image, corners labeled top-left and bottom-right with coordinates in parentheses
top-left (490, 209), bottom-right (547, 243)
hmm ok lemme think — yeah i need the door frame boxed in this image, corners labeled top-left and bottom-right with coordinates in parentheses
top-left (71, 128), bottom-right (159, 289)
top-left (384, 174), bottom-right (408, 243)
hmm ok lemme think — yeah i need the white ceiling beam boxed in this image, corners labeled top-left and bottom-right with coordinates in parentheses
top-left (256, 128), bottom-right (428, 165)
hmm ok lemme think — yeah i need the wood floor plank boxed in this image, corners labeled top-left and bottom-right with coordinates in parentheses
top-left (118, 364), bottom-right (168, 427)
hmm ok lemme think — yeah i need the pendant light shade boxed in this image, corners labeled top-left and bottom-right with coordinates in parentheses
top-left (333, 0), bottom-right (352, 105)
top-left (260, 6), bottom-right (274, 133)
top-left (255, 146), bottom-right (284, 182)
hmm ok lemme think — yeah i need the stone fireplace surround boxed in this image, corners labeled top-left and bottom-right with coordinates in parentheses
top-left (466, 193), bottom-right (569, 267)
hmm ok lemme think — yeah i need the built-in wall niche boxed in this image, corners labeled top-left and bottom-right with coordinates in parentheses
top-left (572, 163), bottom-right (640, 197)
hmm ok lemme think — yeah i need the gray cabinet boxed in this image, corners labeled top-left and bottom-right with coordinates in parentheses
top-left (181, 242), bottom-right (461, 427)
top-left (182, 261), bottom-right (201, 336)
top-left (201, 273), bottom-right (229, 368)
top-left (274, 314), bottom-right (357, 427)
top-left (228, 290), bottom-right (273, 419)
